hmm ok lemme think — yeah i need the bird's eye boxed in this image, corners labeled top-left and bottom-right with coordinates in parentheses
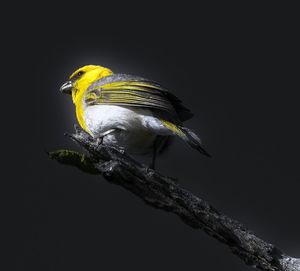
top-left (77, 71), bottom-right (83, 76)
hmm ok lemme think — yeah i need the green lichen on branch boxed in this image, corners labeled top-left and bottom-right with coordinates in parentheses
top-left (48, 149), bottom-right (98, 174)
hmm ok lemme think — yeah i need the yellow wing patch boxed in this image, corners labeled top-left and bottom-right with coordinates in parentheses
top-left (99, 81), bottom-right (163, 91)
top-left (160, 120), bottom-right (185, 138)
top-left (85, 80), bottom-right (175, 114)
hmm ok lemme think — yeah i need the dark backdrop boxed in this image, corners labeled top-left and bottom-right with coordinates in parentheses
top-left (7, 2), bottom-right (300, 270)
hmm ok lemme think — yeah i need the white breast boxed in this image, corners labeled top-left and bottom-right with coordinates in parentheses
top-left (84, 105), bottom-right (141, 134)
top-left (83, 105), bottom-right (162, 154)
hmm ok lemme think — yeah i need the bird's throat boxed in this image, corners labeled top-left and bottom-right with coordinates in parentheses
top-left (73, 81), bottom-right (94, 135)
top-left (73, 70), bottom-right (113, 135)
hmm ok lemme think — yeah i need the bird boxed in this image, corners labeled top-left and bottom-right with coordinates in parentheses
top-left (60, 65), bottom-right (210, 168)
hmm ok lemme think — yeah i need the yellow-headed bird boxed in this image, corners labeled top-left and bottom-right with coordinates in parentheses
top-left (60, 65), bottom-right (210, 168)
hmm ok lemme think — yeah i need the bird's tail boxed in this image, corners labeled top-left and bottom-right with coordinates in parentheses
top-left (160, 120), bottom-right (211, 157)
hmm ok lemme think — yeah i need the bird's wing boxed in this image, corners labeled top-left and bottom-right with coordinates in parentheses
top-left (85, 74), bottom-right (193, 122)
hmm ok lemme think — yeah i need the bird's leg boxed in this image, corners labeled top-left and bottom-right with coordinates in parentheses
top-left (149, 137), bottom-right (162, 170)
top-left (96, 129), bottom-right (116, 148)
top-left (149, 147), bottom-right (157, 170)
top-left (95, 137), bottom-right (103, 147)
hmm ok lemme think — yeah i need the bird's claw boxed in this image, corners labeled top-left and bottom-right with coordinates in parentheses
top-left (96, 137), bottom-right (103, 145)
top-left (73, 124), bottom-right (81, 134)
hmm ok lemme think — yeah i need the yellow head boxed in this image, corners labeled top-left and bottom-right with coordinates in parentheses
top-left (60, 65), bottom-right (113, 103)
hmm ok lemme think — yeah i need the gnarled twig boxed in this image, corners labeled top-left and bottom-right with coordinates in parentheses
top-left (48, 125), bottom-right (300, 271)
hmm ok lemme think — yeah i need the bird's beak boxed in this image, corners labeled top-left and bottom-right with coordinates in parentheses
top-left (60, 81), bottom-right (73, 94)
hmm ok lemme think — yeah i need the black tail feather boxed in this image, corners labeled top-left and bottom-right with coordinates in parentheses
top-left (180, 126), bottom-right (211, 158)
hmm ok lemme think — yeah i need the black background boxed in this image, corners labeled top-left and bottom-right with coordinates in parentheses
top-left (6, 2), bottom-right (300, 270)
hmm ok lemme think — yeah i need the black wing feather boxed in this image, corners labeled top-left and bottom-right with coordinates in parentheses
top-left (85, 74), bottom-right (193, 122)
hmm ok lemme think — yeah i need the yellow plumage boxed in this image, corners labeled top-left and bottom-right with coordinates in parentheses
top-left (70, 65), bottom-right (113, 132)
top-left (60, 65), bottom-right (211, 167)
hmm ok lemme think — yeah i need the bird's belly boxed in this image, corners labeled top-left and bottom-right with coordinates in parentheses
top-left (83, 105), bottom-right (157, 154)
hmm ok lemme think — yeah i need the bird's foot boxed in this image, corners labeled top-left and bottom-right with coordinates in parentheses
top-left (95, 137), bottom-right (103, 151)
top-left (95, 129), bottom-right (117, 150)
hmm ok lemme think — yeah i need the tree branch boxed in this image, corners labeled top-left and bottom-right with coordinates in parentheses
top-left (48, 125), bottom-right (300, 271)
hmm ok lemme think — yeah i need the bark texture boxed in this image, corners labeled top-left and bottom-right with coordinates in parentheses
top-left (48, 125), bottom-right (300, 271)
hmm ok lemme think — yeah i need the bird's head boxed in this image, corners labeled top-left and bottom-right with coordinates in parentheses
top-left (60, 65), bottom-right (113, 103)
